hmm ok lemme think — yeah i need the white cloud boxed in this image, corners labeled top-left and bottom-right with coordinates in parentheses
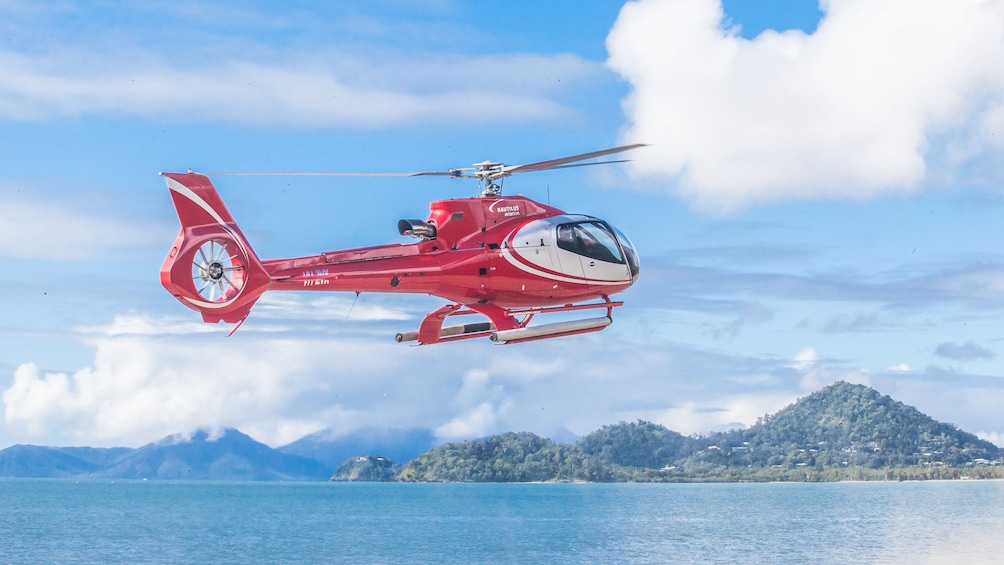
top-left (0, 188), bottom-right (169, 258)
top-left (5, 312), bottom-right (1004, 450)
top-left (77, 313), bottom-right (224, 337)
top-left (608, 0), bottom-right (1004, 211)
top-left (253, 294), bottom-right (413, 323)
top-left (435, 403), bottom-right (503, 440)
top-left (1, 328), bottom-right (426, 447)
top-left (0, 317), bottom-right (725, 447)
top-left (0, 45), bottom-right (601, 128)
top-left (435, 369), bottom-right (512, 440)
top-left (654, 392), bottom-right (796, 436)
top-left (792, 346), bottom-right (871, 390)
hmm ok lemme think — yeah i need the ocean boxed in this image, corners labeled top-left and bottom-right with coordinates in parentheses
top-left (1, 479), bottom-right (1003, 564)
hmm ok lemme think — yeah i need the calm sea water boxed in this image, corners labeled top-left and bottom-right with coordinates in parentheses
top-left (1, 479), bottom-right (1002, 564)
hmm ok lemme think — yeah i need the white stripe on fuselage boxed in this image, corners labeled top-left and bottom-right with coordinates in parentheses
top-left (500, 229), bottom-right (629, 287)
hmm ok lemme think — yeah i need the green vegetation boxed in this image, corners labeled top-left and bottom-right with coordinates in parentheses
top-left (576, 420), bottom-right (700, 469)
top-left (388, 382), bottom-right (1004, 483)
top-left (398, 432), bottom-right (613, 482)
top-left (332, 455), bottom-right (403, 481)
top-left (717, 381), bottom-right (1000, 469)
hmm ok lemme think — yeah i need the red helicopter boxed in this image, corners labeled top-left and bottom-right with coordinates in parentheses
top-left (160, 145), bottom-right (643, 345)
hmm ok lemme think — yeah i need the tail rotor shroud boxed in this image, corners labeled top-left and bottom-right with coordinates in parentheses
top-left (160, 172), bottom-right (271, 325)
top-left (192, 239), bottom-right (246, 302)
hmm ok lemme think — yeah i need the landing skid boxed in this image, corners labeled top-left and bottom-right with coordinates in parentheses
top-left (395, 297), bottom-right (623, 345)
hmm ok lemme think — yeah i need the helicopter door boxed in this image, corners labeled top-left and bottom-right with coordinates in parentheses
top-left (554, 224), bottom-right (586, 279)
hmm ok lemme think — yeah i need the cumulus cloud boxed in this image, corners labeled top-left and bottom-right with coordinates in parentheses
top-left (1, 326), bottom-right (440, 447)
top-left (435, 369), bottom-right (513, 439)
top-left (0, 310), bottom-right (789, 447)
top-left (5, 311), bottom-right (1004, 449)
top-left (608, 0), bottom-right (1004, 211)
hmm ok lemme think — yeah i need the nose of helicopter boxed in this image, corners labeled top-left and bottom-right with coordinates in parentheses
top-left (611, 225), bottom-right (640, 282)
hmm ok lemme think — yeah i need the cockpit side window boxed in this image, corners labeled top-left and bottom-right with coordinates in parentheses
top-left (556, 221), bottom-right (624, 264)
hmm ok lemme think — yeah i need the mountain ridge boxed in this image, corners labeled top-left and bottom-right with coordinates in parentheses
top-left (2, 382), bottom-right (1001, 481)
top-left (393, 382), bottom-right (1004, 482)
top-left (0, 428), bottom-right (331, 481)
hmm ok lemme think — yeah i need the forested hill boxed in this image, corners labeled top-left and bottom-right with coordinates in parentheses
top-left (398, 432), bottom-right (614, 482)
top-left (708, 381), bottom-right (1000, 469)
top-left (576, 420), bottom-right (702, 469)
top-left (391, 382), bottom-right (1003, 482)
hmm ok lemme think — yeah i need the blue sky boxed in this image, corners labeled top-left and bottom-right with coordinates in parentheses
top-left (3, 0), bottom-right (1004, 450)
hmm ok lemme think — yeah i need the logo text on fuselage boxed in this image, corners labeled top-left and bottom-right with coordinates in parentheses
top-left (489, 200), bottom-right (522, 217)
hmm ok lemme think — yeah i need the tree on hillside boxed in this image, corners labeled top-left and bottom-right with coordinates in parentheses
top-left (398, 432), bottom-right (614, 482)
top-left (577, 420), bottom-right (703, 469)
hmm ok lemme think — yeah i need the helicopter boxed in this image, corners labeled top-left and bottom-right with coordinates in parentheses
top-left (160, 144), bottom-right (643, 345)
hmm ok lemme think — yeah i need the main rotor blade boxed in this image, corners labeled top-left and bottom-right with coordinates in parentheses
top-left (204, 171), bottom-right (462, 177)
top-left (543, 159), bottom-right (632, 172)
top-left (199, 144), bottom-right (645, 181)
top-left (502, 144), bottom-right (646, 176)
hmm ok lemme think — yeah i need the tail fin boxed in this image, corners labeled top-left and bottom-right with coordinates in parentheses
top-left (160, 173), bottom-right (270, 325)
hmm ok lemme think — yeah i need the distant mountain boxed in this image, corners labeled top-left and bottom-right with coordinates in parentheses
top-left (96, 429), bottom-right (331, 480)
top-left (0, 428), bottom-right (330, 481)
top-left (280, 427), bottom-right (435, 470)
top-left (0, 445), bottom-right (132, 478)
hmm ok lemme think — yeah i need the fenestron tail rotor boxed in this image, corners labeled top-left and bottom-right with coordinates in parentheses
top-left (201, 143), bottom-right (646, 197)
top-left (191, 239), bottom-right (246, 303)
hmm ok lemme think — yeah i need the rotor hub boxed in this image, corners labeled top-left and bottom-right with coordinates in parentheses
top-left (207, 261), bottom-right (225, 281)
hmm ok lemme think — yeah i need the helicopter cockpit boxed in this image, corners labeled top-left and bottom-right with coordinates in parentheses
top-left (556, 219), bottom-right (640, 280)
top-left (504, 214), bottom-right (640, 285)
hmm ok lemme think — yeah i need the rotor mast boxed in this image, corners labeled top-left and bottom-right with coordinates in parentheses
top-left (473, 161), bottom-right (505, 196)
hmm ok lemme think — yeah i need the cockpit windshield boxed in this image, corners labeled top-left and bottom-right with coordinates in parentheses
top-left (612, 225), bottom-right (640, 279)
top-left (555, 219), bottom-right (640, 279)
top-left (556, 221), bottom-right (623, 263)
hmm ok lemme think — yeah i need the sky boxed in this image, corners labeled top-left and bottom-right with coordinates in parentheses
top-left (3, 0), bottom-right (1004, 450)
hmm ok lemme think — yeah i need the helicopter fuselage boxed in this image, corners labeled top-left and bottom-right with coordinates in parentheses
top-left (263, 195), bottom-right (640, 308)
